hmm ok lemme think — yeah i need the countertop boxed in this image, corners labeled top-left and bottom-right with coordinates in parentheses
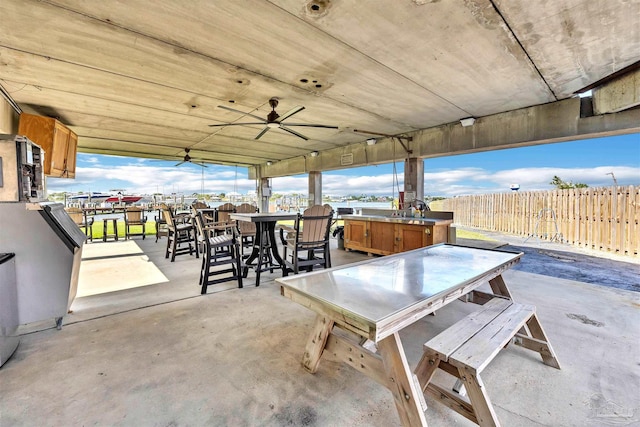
top-left (340, 214), bottom-right (452, 226)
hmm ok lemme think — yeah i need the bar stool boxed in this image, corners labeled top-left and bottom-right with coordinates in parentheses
top-left (103, 217), bottom-right (119, 242)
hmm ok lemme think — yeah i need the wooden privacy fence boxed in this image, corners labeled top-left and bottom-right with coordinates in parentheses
top-left (442, 186), bottom-right (639, 257)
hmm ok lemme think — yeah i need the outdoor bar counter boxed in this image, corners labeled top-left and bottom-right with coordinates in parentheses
top-left (342, 212), bottom-right (453, 255)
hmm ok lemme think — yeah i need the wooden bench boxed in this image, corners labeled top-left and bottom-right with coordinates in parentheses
top-left (415, 297), bottom-right (561, 427)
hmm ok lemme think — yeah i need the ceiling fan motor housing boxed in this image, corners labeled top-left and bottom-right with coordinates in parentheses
top-left (267, 110), bottom-right (280, 123)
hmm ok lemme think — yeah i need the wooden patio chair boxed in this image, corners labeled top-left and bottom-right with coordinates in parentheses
top-left (192, 209), bottom-right (243, 294)
top-left (124, 206), bottom-right (147, 239)
top-left (279, 204), bottom-right (334, 276)
top-left (65, 207), bottom-right (94, 242)
top-left (235, 203), bottom-right (258, 255)
top-left (160, 203), bottom-right (198, 262)
top-left (216, 202), bottom-right (236, 226)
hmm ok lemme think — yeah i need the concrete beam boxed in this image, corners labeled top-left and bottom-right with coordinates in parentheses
top-left (249, 97), bottom-right (640, 179)
top-left (592, 68), bottom-right (640, 114)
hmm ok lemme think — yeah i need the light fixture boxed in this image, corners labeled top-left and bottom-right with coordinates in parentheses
top-left (366, 138), bottom-right (377, 146)
top-left (460, 117), bottom-right (476, 127)
top-left (266, 161), bottom-right (273, 166)
top-left (310, 151), bottom-right (319, 157)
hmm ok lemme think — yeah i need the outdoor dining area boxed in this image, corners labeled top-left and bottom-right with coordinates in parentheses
top-left (64, 202), bottom-right (336, 291)
top-left (3, 202), bottom-right (637, 427)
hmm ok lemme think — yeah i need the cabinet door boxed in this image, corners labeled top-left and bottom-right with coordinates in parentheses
top-left (369, 221), bottom-right (396, 255)
top-left (64, 131), bottom-right (78, 178)
top-left (50, 122), bottom-right (70, 177)
top-left (397, 224), bottom-right (431, 252)
top-left (344, 220), bottom-right (369, 251)
top-left (18, 113), bottom-right (55, 175)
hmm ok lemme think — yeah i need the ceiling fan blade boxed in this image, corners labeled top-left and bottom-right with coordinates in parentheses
top-left (194, 162), bottom-right (208, 168)
top-left (254, 126), bottom-right (271, 140)
top-left (277, 106), bottom-right (305, 122)
top-left (280, 123), bottom-right (339, 129)
top-left (279, 126), bottom-right (309, 141)
top-left (175, 161), bottom-right (186, 167)
top-left (209, 122), bottom-right (266, 127)
top-left (217, 105), bottom-right (266, 122)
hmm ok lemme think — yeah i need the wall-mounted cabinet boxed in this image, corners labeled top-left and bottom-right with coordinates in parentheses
top-left (18, 113), bottom-right (77, 178)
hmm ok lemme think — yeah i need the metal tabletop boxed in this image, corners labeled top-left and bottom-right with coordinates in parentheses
top-left (278, 244), bottom-right (522, 341)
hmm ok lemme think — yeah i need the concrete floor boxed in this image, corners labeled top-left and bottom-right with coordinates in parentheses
top-left (1, 237), bottom-right (639, 426)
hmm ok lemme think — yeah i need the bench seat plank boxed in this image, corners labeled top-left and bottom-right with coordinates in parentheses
top-left (424, 297), bottom-right (512, 361)
top-left (449, 303), bottom-right (535, 374)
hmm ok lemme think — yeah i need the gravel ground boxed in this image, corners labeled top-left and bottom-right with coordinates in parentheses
top-left (457, 227), bottom-right (640, 293)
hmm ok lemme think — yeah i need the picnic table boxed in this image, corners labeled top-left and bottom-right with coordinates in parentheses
top-left (277, 243), bottom-right (551, 426)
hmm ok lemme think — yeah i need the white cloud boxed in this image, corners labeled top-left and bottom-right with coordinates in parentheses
top-left (47, 161), bottom-right (640, 199)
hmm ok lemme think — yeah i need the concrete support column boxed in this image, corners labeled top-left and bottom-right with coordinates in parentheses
top-left (258, 177), bottom-right (271, 213)
top-left (308, 171), bottom-right (322, 207)
top-left (403, 157), bottom-right (424, 204)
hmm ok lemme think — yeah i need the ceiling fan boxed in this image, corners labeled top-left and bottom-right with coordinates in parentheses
top-left (175, 148), bottom-right (207, 168)
top-left (209, 97), bottom-right (338, 141)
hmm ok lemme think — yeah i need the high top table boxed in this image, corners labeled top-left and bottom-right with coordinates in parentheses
top-left (277, 243), bottom-right (523, 426)
top-left (230, 212), bottom-right (297, 285)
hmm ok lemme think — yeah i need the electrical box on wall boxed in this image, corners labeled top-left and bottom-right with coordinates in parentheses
top-left (0, 134), bottom-right (46, 202)
top-left (262, 185), bottom-right (272, 197)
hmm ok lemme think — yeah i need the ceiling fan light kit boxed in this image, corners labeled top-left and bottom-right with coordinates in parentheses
top-left (209, 97), bottom-right (338, 141)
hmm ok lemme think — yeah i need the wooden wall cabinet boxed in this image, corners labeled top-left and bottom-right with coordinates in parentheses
top-left (18, 113), bottom-right (78, 178)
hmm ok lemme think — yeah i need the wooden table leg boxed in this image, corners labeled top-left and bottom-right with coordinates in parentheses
top-left (378, 332), bottom-right (428, 427)
top-left (488, 275), bottom-right (512, 298)
top-left (490, 274), bottom-right (561, 369)
top-left (302, 314), bottom-right (334, 373)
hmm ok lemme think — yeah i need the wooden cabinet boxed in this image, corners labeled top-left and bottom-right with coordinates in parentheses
top-left (18, 113), bottom-right (78, 178)
top-left (344, 220), bottom-right (369, 253)
top-left (344, 217), bottom-right (450, 255)
top-left (370, 221), bottom-right (396, 255)
top-left (397, 223), bottom-right (432, 252)
top-left (64, 131), bottom-right (78, 179)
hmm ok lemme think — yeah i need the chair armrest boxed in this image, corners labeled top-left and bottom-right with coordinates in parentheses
top-left (173, 212), bottom-right (192, 224)
top-left (279, 225), bottom-right (296, 247)
top-left (203, 221), bottom-right (236, 234)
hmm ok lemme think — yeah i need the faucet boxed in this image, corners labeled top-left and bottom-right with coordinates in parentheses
top-left (410, 199), bottom-right (430, 217)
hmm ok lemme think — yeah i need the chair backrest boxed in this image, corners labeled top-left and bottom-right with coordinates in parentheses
top-left (65, 207), bottom-right (84, 225)
top-left (217, 203), bottom-right (236, 224)
top-left (235, 203), bottom-right (258, 236)
top-left (192, 201), bottom-right (208, 210)
top-left (159, 203), bottom-right (175, 227)
top-left (125, 206), bottom-right (144, 223)
top-left (192, 210), bottom-right (206, 244)
top-left (299, 204), bottom-right (333, 245)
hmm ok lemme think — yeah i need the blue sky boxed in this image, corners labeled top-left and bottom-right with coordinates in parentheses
top-left (47, 133), bottom-right (640, 198)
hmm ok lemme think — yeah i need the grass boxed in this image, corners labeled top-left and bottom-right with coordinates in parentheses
top-left (454, 228), bottom-right (496, 241)
top-left (85, 218), bottom-right (496, 243)
top-left (88, 220), bottom-right (158, 240)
